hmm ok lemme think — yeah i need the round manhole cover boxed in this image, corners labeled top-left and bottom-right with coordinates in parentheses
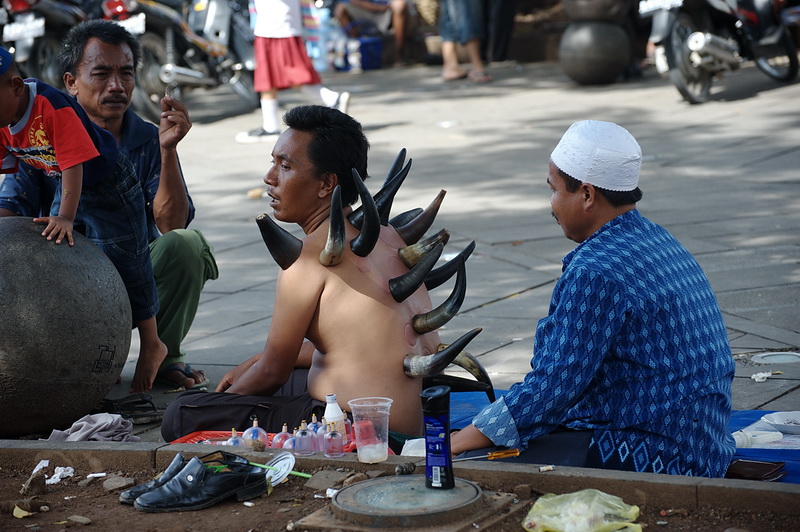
top-left (751, 352), bottom-right (800, 364)
top-left (332, 476), bottom-right (483, 528)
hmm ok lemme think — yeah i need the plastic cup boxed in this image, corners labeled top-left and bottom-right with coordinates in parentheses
top-left (347, 397), bottom-right (393, 463)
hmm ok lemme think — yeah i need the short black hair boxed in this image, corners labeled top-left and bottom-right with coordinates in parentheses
top-left (283, 105), bottom-right (369, 206)
top-left (558, 167), bottom-right (643, 207)
top-left (58, 19), bottom-right (141, 75)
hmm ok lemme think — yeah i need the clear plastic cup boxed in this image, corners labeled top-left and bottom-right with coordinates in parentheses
top-left (347, 397), bottom-right (393, 463)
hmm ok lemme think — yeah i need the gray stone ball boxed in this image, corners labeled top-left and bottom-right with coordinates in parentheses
top-left (0, 217), bottom-right (132, 437)
top-left (559, 22), bottom-right (632, 85)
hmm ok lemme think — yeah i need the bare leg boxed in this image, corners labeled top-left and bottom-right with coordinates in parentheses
top-left (130, 316), bottom-right (168, 393)
top-left (465, 39), bottom-right (491, 82)
top-left (391, 0), bottom-right (407, 62)
top-left (441, 41), bottom-right (467, 80)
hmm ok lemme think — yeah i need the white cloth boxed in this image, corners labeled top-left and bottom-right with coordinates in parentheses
top-left (45, 413), bottom-right (141, 442)
top-left (253, 0), bottom-right (302, 38)
top-left (551, 120), bottom-right (642, 192)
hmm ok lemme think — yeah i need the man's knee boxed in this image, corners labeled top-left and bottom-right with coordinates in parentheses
top-left (151, 229), bottom-right (218, 282)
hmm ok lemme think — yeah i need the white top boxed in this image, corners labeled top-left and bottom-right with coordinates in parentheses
top-left (253, 0), bottom-right (302, 38)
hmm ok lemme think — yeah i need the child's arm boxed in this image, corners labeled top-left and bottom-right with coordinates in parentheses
top-left (33, 163), bottom-right (82, 246)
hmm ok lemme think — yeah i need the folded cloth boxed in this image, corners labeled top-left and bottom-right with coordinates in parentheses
top-left (45, 413), bottom-right (141, 442)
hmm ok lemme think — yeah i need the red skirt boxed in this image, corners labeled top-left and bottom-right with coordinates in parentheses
top-left (254, 36), bottom-right (322, 92)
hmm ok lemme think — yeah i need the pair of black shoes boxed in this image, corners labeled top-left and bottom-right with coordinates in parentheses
top-left (120, 451), bottom-right (270, 512)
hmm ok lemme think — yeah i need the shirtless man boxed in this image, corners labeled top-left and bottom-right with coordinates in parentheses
top-left (162, 105), bottom-right (459, 441)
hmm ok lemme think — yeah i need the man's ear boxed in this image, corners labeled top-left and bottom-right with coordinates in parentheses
top-left (319, 172), bottom-right (338, 198)
top-left (63, 71), bottom-right (78, 97)
top-left (581, 183), bottom-right (597, 209)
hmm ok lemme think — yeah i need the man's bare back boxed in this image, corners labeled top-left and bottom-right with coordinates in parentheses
top-left (302, 222), bottom-right (440, 436)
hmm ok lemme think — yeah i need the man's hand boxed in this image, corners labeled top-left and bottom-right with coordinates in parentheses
top-left (159, 96), bottom-right (192, 150)
top-left (33, 215), bottom-right (75, 246)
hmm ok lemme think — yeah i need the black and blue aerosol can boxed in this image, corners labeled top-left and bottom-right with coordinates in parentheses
top-left (421, 385), bottom-right (455, 489)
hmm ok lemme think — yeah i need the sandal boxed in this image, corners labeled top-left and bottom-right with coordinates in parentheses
top-left (95, 393), bottom-right (164, 425)
top-left (468, 71), bottom-right (492, 83)
top-left (155, 363), bottom-right (210, 390)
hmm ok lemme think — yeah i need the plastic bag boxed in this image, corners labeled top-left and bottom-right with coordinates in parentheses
top-left (522, 488), bottom-right (641, 532)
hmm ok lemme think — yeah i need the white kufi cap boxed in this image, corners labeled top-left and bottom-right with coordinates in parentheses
top-left (550, 120), bottom-right (642, 192)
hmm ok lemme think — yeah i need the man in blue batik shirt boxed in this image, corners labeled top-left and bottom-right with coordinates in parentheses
top-left (450, 120), bottom-right (736, 477)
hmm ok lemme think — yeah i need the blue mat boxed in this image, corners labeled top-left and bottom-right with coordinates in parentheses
top-left (450, 391), bottom-right (799, 483)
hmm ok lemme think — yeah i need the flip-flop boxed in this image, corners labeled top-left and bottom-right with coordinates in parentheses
top-left (155, 363), bottom-right (210, 390)
top-left (468, 71), bottom-right (492, 83)
top-left (442, 71), bottom-right (468, 82)
top-left (95, 393), bottom-right (164, 424)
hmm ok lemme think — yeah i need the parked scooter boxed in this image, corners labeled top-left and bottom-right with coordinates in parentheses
top-left (1, 0), bottom-right (87, 88)
top-left (127, 0), bottom-right (257, 122)
top-left (640, 0), bottom-right (798, 103)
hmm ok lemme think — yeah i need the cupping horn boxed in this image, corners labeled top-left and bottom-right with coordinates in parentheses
top-left (448, 349), bottom-right (496, 402)
top-left (425, 240), bottom-right (476, 291)
top-left (403, 327), bottom-right (482, 377)
top-left (389, 242), bottom-right (444, 303)
top-left (319, 185), bottom-right (345, 267)
top-left (412, 255), bottom-right (466, 334)
top-left (398, 228), bottom-right (450, 268)
top-left (350, 168), bottom-right (380, 257)
top-left (256, 213), bottom-right (303, 270)
top-left (395, 189), bottom-right (446, 245)
top-left (422, 374), bottom-right (495, 402)
top-left (389, 208), bottom-right (423, 229)
top-left (348, 150), bottom-right (412, 229)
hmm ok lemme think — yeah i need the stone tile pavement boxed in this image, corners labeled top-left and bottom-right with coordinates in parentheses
top-left (110, 60), bottom-right (798, 441)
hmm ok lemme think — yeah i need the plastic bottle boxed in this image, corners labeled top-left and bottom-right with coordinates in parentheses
top-left (324, 422), bottom-right (345, 457)
top-left (294, 420), bottom-right (316, 456)
top-left (225, 428), bottom-right (247, 447)
top-left (324, 394), bottom-right (347, 443)
top-left (421, 385), bottom-right (455, 489)
top-left (271, 423), bottom-right (292, 449)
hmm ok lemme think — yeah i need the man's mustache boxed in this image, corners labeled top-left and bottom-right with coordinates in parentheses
top-left (101, 96), bottom-right (128, 105)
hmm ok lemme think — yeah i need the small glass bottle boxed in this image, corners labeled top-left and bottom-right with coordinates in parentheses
top-left (324, 422), bottom-right (345, 457)
top-left (243, 415), bottom-right (269, 448)
top-left (226, 428), bottom-right (246, 447)
top-left (271, 423), bottom-right (292, 449)
top-left (294, 420), bottom-right (316, 456)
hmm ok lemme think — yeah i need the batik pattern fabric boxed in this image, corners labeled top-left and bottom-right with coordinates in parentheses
top-left (473, 209), bottom-right (735, 477)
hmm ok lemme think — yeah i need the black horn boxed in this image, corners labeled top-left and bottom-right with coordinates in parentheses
top-left (425, 240), bottom-right (475, 291)
top-left (350, 168), bottom-right (381, 257)
top-left (256, 213), bottom-right (303, 270)
top-left (412, 256), bottom-right (467, 334)
top-left (398, 228), bottom-right (450, 268)
top-left (389, 242), bottom-right (444, 303)
top-left (403, 328), bottom-right (482, 377)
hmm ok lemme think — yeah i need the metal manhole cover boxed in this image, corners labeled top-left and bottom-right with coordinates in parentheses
top-left (331, 476), bottom-right (483, 528)
top-left (751, 352), bottom-right (800, 364)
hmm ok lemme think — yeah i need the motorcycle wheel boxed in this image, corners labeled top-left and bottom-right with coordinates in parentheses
top-left (132, 33), bottom-right (170, 124)
top-left (663, 13), bottom-right (712, 104)
top-left (230, 70), bottom-right (260, 110)
top-left (753, 27), bottom-right (799, 82)
top-left (25, 32), bottom-right (64, 89)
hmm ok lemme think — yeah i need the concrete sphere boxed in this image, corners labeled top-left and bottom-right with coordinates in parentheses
top-left (559, 22), bottom-right (632, 85)
top-left (0, 217), bottom-right (132, 437)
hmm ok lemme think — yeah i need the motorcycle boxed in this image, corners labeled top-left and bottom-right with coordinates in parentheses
top-left (1, 0), bottom-right (87, 88)
top-left (639, 0), bottom-right (799, 103)
top-left (127, 0), bottom-right (258, 122)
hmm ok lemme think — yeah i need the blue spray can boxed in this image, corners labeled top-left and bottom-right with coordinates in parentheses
top-left (421, 385), bottom-right (455, 489)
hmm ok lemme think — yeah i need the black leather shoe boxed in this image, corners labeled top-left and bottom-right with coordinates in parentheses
top-left (133, 456), bottom-right (269, 512)
top-left (119, 451), bottom-right (249, 505)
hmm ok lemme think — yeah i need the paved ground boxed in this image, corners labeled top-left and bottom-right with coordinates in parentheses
top-left (107, 59), bottom-right (799, 441)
